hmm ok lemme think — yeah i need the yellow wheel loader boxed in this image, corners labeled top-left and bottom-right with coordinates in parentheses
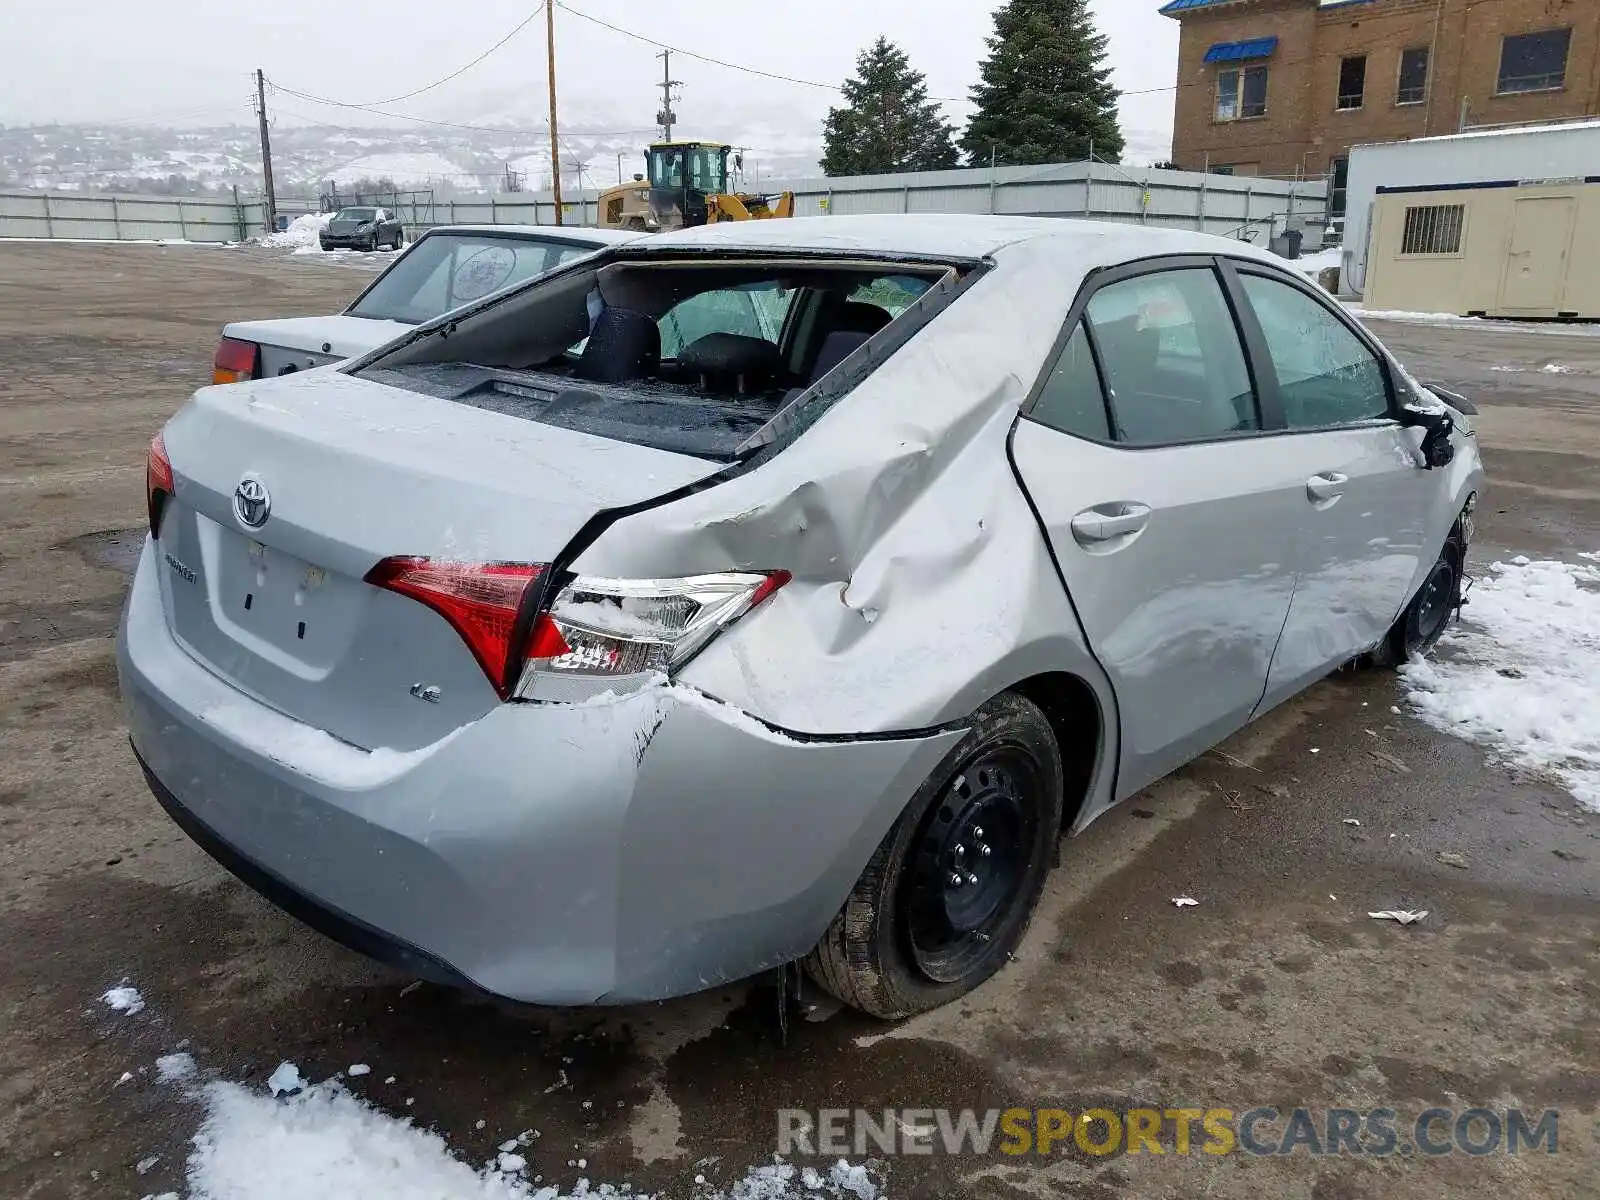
top-left (597, 141), bottom-right (794, 233)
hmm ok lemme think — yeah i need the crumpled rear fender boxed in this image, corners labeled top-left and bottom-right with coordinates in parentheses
top-left (565, 253), bottom-right (1121, 818)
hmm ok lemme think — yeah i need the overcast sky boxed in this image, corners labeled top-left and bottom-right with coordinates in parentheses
top-left (0, 0), bottom-right (1181, 159)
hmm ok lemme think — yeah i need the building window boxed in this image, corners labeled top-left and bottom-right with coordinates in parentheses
top-left (1329, 156), bottom-right (1349, 219)
top-left (1216, 65), bottom-right (1269, 120)
top-left (1498, 28), bottom-right (1571, 93)
top-left (1337, 55), bottom-right (1367, 110)
top-left (1400, 204), bottom-right (1465, 256)
top-left (1397, 47), bottom-right (1430, 104)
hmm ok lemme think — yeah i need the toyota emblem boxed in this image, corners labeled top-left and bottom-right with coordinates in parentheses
top-left (233, 477), bottom-right (271, 529)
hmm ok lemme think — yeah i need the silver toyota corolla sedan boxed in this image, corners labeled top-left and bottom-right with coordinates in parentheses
top-left (118, 215), bottom-right (1482, 1018)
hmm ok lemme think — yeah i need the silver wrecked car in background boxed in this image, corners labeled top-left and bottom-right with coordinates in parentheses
top-left (119, 215), bottom-right (1481, 1018)
top-left (214, 224), bottom-right (642, 381)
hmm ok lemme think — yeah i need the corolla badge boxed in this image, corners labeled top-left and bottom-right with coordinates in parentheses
top-left (233, 477), bottom-right (271, 529)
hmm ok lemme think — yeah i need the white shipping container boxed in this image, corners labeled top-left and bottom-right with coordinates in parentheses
top-left (1344, 119), bottom-right (1600, 297)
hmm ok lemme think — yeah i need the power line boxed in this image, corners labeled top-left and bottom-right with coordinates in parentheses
top-left (554, 1), bottom-right (974, 105)
top-left (265, 77), bottom-right (654, 137)
top-left (285, 4), bottom-right (548, 108)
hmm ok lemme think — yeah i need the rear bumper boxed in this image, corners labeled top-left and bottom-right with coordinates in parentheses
top-left (117, 538), bottom-right (962, 1004)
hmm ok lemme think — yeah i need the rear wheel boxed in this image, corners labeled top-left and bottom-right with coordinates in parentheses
top-left (1368, 531), bottom-right (1464, 666)
top-left (804, 693), bottom-right (1063, 1019)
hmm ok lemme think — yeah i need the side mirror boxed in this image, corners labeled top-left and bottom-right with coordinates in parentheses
top-left (1401, 406), bottom-right (1455, 469)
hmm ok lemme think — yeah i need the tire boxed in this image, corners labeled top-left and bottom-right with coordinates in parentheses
top-left (366, 234), bottom-right (379, 252)
top-left (804, 692), bottom-right (1064, 1019)
top-left (1367, 528), bottom-right (1465, 667)
top-left (391, 229), bottom-right (404, 250)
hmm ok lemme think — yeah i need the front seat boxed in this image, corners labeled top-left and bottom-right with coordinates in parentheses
top-left (576, 307), bottom-right (660, 383)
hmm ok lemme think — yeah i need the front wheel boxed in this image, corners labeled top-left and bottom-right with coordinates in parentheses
top-left (805, 693), bottom-right (1063, 1019)
top-left (1368, 531), bottom-right (1465, 667)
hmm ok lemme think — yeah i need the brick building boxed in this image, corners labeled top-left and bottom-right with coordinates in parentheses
top-left (1162, 0), bottom-right (1600, 210)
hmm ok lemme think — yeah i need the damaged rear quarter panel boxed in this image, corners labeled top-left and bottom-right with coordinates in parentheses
top-left (567, 243), bottom-right (1121, 750)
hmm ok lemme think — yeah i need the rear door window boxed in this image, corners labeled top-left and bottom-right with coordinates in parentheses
top-left (848, 275), bottom-right (932, 319)
top-left (1031, 323), bottom-right (1112, 441)
top-left (660, 283), bottom-right (796, 356)
top-left (1238, 273), bottom-right (1390, 428)
top-left (1084, 269), bottom-right (1259, 445)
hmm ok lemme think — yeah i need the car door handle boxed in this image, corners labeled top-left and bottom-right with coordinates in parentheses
top-left (1306, 472), bottom-right (1349, 502)
top-left (1070, 503), bottom-right (1152, 545)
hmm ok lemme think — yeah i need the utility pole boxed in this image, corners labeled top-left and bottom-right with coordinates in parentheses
top-left (546, 1), bottom-right (563, 225)
top-left (656, 50), bottom-right (680, 142)
top-left (254, 69), bottom-right (277, 233)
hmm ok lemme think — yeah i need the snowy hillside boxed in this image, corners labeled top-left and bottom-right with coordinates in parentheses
top-left (0, 118), bottom-right (825, 199)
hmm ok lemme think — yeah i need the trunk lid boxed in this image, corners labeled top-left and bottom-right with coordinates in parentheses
top-left (223, 315), bottom-right (411, 378)
top-left (156, 370), bottom-right (718, 750)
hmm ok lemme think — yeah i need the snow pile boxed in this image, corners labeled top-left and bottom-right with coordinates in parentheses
top-left (1401, 554), bottom-right (1600, 810)
top-left (262, 212), bottom-right (331, 250)
top-left (164, 1063), bottom-right (881, 1200)
top-left (1288, 246), bottom-right (1342, 280)
top-left (102, 984), bottom-right (145, 1015)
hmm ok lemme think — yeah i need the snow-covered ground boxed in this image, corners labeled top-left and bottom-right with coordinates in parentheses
top-left (108, 988), bottom-right (882, 1200)
top-left (326, 152), bottom-right (468, 187)
top-left (1402, 554), bottom-right (1600, 811)
top-left (181, 1072), bottom-right (881, 1200)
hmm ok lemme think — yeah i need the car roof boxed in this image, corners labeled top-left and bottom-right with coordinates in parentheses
top-left (419, 224), bottom-right (642, 246)
top-left (640, 213), bottom-right (1289, 268)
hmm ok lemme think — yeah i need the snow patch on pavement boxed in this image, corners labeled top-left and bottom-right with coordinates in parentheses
top-left (143, 1055), bottom-right (881, 1199)
top-left (103, 984), bottom-right (145, 1015)
top-left (1401, 555), bottom-right (1600, 810)
top-left (157, 1052), bottom-right (197, 1083)
top-left (1347, 306), bottom-right (1485, 325)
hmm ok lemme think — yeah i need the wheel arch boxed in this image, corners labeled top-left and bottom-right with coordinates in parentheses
top-left (996, 669), bottom-right (1118, 836)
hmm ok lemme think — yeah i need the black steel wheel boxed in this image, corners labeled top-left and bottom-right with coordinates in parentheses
top-left (805, 693), bottom-right (1064, 1019)
top-left (903, 747), bottom-right (1040, 983)
top-left (1368, 529), bottom-right (1465, 667)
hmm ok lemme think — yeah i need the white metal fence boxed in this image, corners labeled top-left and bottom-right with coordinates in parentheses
top-left (0, 190), bottom-right (265, 242)
top-left (2, 162), bottom-right (1327, 246)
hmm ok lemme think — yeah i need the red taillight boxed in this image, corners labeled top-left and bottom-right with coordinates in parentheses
top-left (147, 432), bottom-right (174, 536)
top-left (213, 337), bottom-right (260, 384)
top-left (364, 558), bottom-right (548, 698)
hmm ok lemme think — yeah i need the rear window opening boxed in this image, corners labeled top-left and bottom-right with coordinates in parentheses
top-left (356, 257), bottom-right (965, 460)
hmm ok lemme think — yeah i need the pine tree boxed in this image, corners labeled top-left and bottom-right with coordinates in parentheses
top-left (962, 0), bottom-right (1124, 167)
top-left (820, 37), bottom-right (960, 177)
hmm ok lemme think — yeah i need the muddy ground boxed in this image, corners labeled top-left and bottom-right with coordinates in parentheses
top-left (0, 242), bottom-right (1595, 1199)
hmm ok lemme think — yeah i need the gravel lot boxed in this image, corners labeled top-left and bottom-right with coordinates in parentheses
top-left (1, 241), bottom-right (1595, 1200)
